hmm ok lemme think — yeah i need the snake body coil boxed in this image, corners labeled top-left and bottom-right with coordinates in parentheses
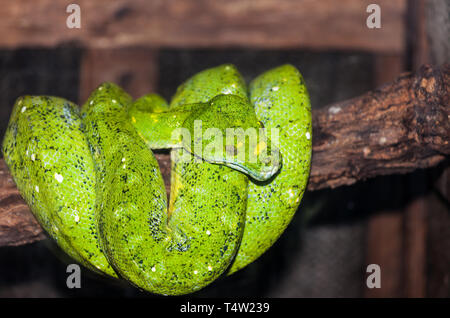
top-left (2, 64), bottom-right (311, 295)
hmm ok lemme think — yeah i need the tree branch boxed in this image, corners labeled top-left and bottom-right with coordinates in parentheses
top-left (310, 63), bottom-right (449, 189)
top-left (0, 64), bottom-right (448, 247)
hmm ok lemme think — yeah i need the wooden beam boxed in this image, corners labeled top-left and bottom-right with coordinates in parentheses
top-left (79, 48), bottom-right (159, 102)
top-left (407, 0), bottom-right (430, 70)
top-left (403, 197), bottom-right (427, 297)
top-left (427, 167), bottom-right (450, 297)
top-left (0, 0), bottom-right (406, 53)
top-left (365, 211), bottom-right (405, 297)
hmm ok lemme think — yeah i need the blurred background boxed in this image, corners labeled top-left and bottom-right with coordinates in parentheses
top-left (0, 0), bottom-right (448, 297)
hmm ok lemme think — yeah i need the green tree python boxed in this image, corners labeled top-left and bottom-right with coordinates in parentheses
top-left (2, 64), bottom-right (312, 295)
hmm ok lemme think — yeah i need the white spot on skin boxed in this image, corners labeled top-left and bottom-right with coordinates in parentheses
top-left (272, 86), bottom-right (280, 91)
top-left (21, 106), bottom-right (27, 113)
top-left (222, 88), bottom-right (232, 95)
top-left (306, 132), bottom-right (311, 140)
top-left (257, 101), bottom-right (267, 108)
top-left (151, 266), bottom-right (156, 272)
top-left (363, 147), bottom-right (371, 156)
top-left (74, 215), bottom-right (80, 222)
top-left (328, 106), bottom-right (341, 114)
top-left (206, 230), bottom-right (211, 236)
top-left (122, 164), bottom-right (126, 169)
top-left (31, 154), bottom-right (35, 161)
top-left (379, 137), bottom-right (387, 145)
top-left (35, 185), bottom-right (39, 192)
top-left (112, 99), bottom-right (117, 104)
top-left (54, 173), bottom-right (64, 183)
top-left (193, 270), bottom-right (198, 275)
top-left (208, 266), bottom-right (213, 271)
top-left (89, 100), bottom-right (93, 105)
top-left (122, 157), bottom-right (126, 162)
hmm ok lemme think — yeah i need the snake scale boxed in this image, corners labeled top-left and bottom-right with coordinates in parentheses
top-left (2, 64), bottom-right (311, 295)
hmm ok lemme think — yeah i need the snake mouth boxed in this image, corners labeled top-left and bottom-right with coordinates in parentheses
top-left (180, 138), bottom-right (282, 181)
top-left (200, 152), bottom-right (282, 182)
top-left (221, 161), bottom-right (281, 182)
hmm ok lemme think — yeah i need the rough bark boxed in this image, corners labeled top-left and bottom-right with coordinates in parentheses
top-left (310, 63), bottom-right (449, 189)
top-left (0, 64), bottom-right (448, 247)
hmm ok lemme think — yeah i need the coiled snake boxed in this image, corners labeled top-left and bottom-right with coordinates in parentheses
top-left (2, 64), bottom-right (311, 295)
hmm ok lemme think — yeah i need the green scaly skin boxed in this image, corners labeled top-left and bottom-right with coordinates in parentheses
top-left (81, 82), bottom-right (274, 295)
top-left (2, 96), bottom-right (116, 277)
top-left (129, 64), bottom-right (312, 274)
top-left (1, 64), bottom-right (311, 295)
top-left (229, 64), bottom-right (312, 273)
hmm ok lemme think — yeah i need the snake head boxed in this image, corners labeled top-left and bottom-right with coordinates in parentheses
top-left (181, 94), bottom-right (282, 181)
